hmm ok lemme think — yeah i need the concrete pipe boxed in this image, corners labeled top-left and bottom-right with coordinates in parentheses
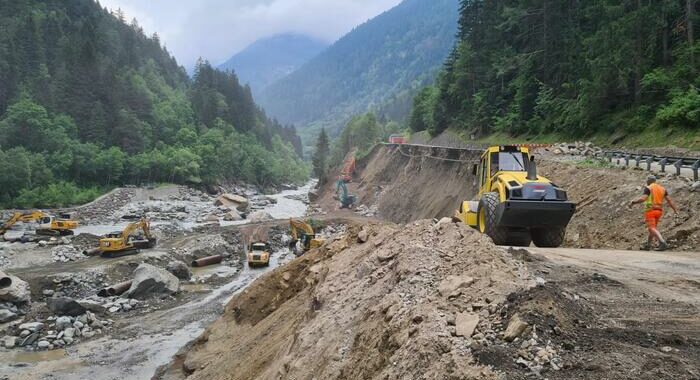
top-left (191, 255), bottom-right (223, 267)
top-left (0, 272), bottom-right (11, 289)
top-left (83, 248), bottom-right (102, 257)
top-left (97, 280), bottom-right (132, 297)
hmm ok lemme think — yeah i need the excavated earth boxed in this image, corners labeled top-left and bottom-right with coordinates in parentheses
top-left (162, 144), bottom-right (699, 380)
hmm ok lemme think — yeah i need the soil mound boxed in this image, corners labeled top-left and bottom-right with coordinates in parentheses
top-left (159, 220), bottom-right (530, 380)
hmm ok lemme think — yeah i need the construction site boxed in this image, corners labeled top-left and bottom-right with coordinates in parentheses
top-left (0, 141), bottom-right (699, 380)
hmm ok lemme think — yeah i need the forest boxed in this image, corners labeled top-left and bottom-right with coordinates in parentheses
top-left (410, 0), bottom-right (700, 142)
top-left (0, 0), bottom-right (307, 207)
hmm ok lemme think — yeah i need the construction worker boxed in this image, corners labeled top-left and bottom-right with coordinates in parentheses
top-left (628, 175), bottom-right (678, 251)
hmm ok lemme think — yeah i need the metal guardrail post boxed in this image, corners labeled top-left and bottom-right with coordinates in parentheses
top-left (693, 160), bottom-right (700, 182)
top-left (624, 154), bottom-right (631, 166)
top-left (635, 155), bottom-right (642, 168)
top-left (659, 157), bottom-right (668, 173)
top-left (646, 157), bottom-right (654, 171)
top-left (674, 159), bottom-right (683, 176)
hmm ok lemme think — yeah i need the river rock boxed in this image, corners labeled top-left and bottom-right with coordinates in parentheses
top-left (2, 336), bottom-right (17, 348)
top-left (125, 263), bottom-right (179, 300)
top-left (0, 272), bottom-right (30, 304)
top-left (55, 316), bottom-right (72, 330)
top-left (20, 332), bottom-right (39, 346)
top-left (249, 211), bottom-right (273, 223)
top-left (215, 194), bottom-right (249, 211)
top-left (37, 340), bottom-right (50, 349)
top-left (691, 181), bottom-right (700, 192)
top-left (0, 309), bottom-right (17, 322)
top-left (166, 260), bottom-right (192, 280)
top-left (19, 322), bottom-right (44, 332)
top-left (78, 300), bottom-right (107, 314)
top-left (438, 275), bottom-right (476, 297)
top-left (223, 210), bottom-right (243, 221)
top-left (47, 297), bottom-right (86, 317)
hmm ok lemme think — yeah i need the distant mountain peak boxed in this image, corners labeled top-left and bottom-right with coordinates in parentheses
top-left (218, 33), bottom-right (328, 94)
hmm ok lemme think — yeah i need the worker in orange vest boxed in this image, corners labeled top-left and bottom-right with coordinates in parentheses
top-left (628, 175), bottom-right (678, 251)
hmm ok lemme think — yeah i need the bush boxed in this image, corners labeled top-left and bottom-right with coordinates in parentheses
top-left (13, 182), bottom-right (105, 208)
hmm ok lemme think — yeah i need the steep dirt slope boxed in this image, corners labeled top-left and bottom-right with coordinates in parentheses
top-left (159, 220), bottom-right (529, 380)
top-left (539, 160), bottom-right (700, 251)
top-left (318, 145), bottom-right (480, 223)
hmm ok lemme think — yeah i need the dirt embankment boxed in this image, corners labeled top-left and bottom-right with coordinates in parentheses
top-left (539, 160), bottom-right (700, 251)
top-left (159, 220), bottom-right (530, 380)
top-left (320, 145), bottom-right (699, 251)
top-left (317, 145), bottom-right (480, 223)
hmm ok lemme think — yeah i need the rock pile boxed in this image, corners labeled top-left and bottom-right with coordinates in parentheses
top-left (50, 245), bottom-right (83, 262)
top-left (354, 203), bottom-right (378, 217)
top-left (549, 141), bottom-right (604, 157)
top-left (71, 187), bottom-right (136, 224)
top-left (1, 311), bottom-right (110, 350)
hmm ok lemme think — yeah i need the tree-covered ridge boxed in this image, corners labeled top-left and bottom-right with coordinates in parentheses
top-left (411, 0), bottom-right (700, 140)
top-left (0, 0), bottom-right (307, 206)
top-left (258, 0), bottom-right (459, 139)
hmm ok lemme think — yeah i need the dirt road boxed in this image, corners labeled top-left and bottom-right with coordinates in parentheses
top-left (528, 247), bottom-right (700, 304)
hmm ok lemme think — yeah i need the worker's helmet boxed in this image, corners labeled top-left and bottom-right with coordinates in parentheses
top-left (646, 175), bottom-right (657, 185)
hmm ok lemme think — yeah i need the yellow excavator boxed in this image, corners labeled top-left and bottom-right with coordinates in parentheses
top-left (455, 146), bottom-right (576, 247)
top-left (98, 218), bottom-right (156, 258)
top-left (0, 211), bottom-right (78, 237)
top-left (288, 219), bottom-right (324, 255)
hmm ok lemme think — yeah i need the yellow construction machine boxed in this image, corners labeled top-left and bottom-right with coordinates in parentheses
top-left (0, 211), bottom-right (78, 237)
top-left (455, 146), bottom-right (576, 247)
top-left (288, 219), bottom-right (324, 255)
top-left (98, 218), bottom-right (156, 258)
top-left (247, 241), bottom-right (271, 267)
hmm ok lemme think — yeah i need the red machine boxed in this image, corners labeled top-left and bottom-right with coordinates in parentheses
top-left (388, 134), bottom-right (408, 144)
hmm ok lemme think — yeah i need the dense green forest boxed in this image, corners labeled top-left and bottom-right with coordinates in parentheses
top-left (258, 0), bottom-right (459, 145)
top-left (0, 0), bottom-right (307, 207)
top-left (411, 0), bottom-right (700, 144)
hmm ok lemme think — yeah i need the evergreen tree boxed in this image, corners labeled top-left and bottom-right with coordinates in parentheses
top-left (312, 128), bottom-right (330, 183)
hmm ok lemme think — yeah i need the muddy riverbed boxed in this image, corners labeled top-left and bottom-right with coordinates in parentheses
top-left (0, 182), bottom-right (317, 380)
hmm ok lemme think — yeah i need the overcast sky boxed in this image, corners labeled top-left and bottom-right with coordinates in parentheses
top-left (98, 0), bottom-right (403, 69)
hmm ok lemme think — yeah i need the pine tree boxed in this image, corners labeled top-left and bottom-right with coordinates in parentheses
top-left (312, 128), bottom-right (330, 184)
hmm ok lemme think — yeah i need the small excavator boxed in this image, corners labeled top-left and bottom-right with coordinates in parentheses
top-left (288, 219), bottom-right (324, 255)
top-left (0, 211), bottom-right (78, 238)
top-left (97, 218), bottom-right (156, 258)
top-left (335, 180), bottom-right (356, 209)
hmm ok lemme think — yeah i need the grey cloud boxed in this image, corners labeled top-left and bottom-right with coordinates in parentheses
top-left (98, 0), bottom-right (402, 69)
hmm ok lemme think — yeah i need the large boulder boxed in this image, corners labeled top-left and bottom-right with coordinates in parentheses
top-left (249, 211), bottom-right (274, 223)
top-left (214, 194), bottom-right (249, 211)
top-left (125, 264), bottom-right (179, 300)
top-left (222, 210), bottom-right (243, 222)
top-left (0, 272), bottom-right (30, 304)
top-left (46, 297), bottom-right (86, 317)
top-left (0, 309), bottom-right (18, 323)
top-left (166, 261), bottom-right (192, 281)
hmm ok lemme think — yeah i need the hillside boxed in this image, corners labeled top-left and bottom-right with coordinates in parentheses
top-left (410, 0), bottom-right (700, 148)
top-left (218, 34), bottom-right (328, 95)
top-left (257, 0), bottom-right (459, 142)
top-left (0, 0), bottom-right (306, 207)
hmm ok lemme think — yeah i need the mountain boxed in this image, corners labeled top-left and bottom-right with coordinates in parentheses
top-left (410, 0), bottom-right (700, 146)
top-left (218, 34), bottom-right (328, 95)
top-left (0, 0), bottom-right (306, 207)
top-left (257, 0), bottom-right (460, 141)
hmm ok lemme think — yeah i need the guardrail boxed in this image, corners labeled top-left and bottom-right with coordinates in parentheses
top-left (605, 151), bottom-right (700, 181)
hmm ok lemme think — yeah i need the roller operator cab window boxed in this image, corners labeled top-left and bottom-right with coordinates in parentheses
top-left (491, 152), bottom-right (528, 176)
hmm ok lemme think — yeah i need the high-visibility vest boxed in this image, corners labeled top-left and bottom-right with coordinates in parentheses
top-left (644, 183), bottom-right (665, 211)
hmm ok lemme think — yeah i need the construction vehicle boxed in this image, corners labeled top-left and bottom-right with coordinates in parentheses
top-left (335, 180), bottom-right (356, 209)
top-left (288, 219), bottom-right (324, 255)
top-left (0, 211), bottom-right (78, 237)
top-left (455, 146), bottom-right (576, 247)
top-left (98, 218), bottom-right (156, 258)
top-left (247, 241), bottom-right (271, 267)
